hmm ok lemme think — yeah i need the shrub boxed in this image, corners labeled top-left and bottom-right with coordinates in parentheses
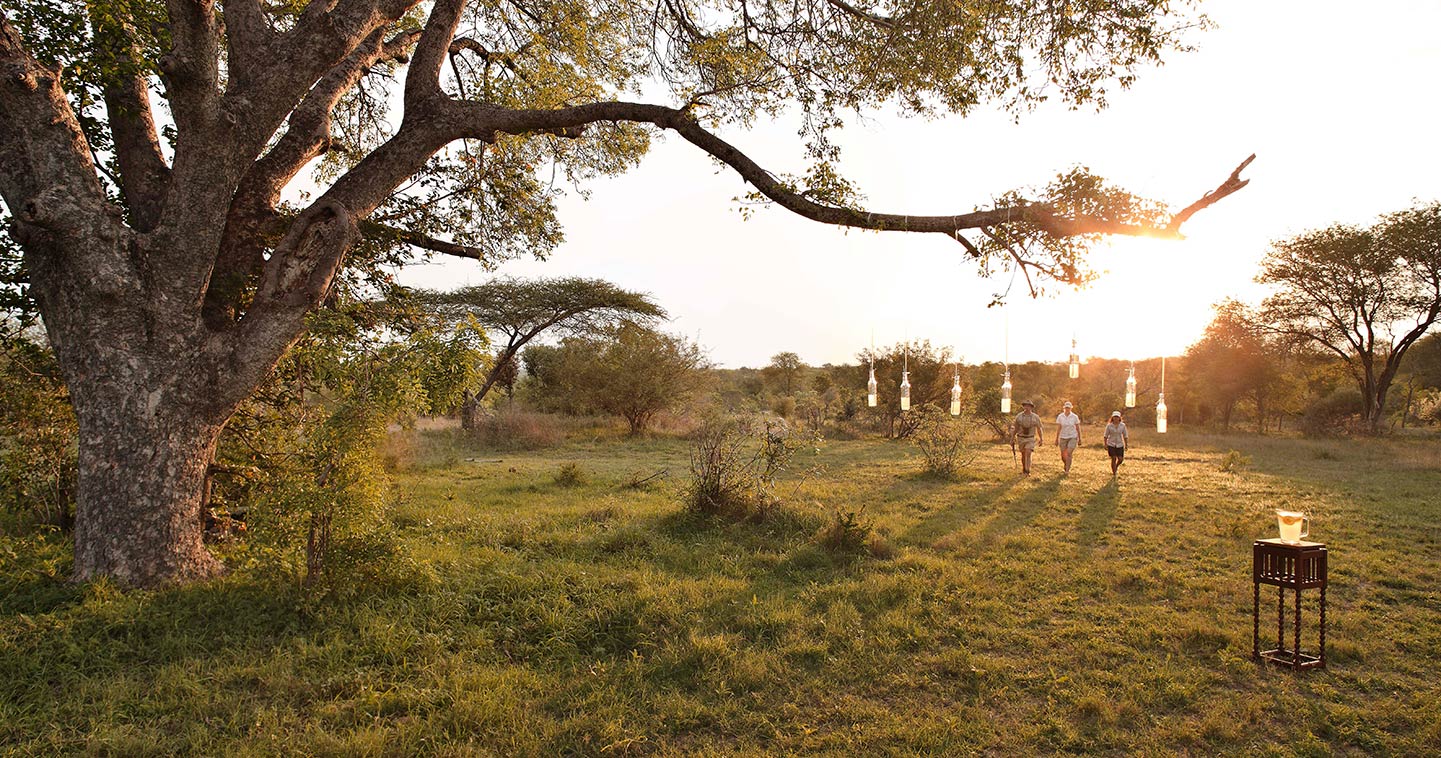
top-left (1218, 450), bottom-right (1252, 474)
top-left (684, 416), bottom-right (820, 521)
top-left (815, 506), bottom-right (873, 555)
top-left (909, 404), bottom-right (978, 478)
top-left (0, 338), bottom-right (76, 529)
top-left (469, 409), bottom-right (565, 450)
top-left (217, 302), bottom-right (482, 597)
top-left (1301, 388), bottom-right (1364, 436)
top-left (553, 462), bottom-right (587, 487)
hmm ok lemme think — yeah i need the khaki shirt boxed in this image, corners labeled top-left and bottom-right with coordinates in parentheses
top-left (1013, 411), bottom-right (1042, 439)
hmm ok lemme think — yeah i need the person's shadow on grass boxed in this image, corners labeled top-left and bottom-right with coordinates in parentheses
top-left (972, 473), bottom-right (1064, 551)
top-left (1077, 478), bottom-right (1121, 554)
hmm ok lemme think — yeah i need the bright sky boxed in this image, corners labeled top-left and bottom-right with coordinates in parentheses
top-left (396, 0), bottom-right (1441, 369)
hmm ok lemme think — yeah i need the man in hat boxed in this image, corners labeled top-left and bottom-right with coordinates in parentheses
top-left (1011, 400), bottom-right (1044, 475)
top-left (1104, 410), bottom-right (1129, 475)
top-left (1054, 400), bottom-right (1081, 474)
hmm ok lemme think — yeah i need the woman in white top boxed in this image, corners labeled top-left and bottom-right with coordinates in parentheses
top-left (1104, 411), bottom-right (1129, 475)
top-left (1054, 401), bottom-right (1081, 474)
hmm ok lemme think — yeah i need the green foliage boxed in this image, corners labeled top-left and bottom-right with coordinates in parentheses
top-left (1301, 388), bottom-right (1365, 437)
top-left (525, 324), bottom-right (709, 434)
top-left (1184, 299), bottom-right (1275, 430)
top-left (1259, 201), bottom-right (1441, 430)
top-left (814, 505), bottom-right (874, 557)
top-left (859, 340), bottom-right (956, 438)
top-left (218, 297), bottom-right (487, 594)
top-left (910, 403), bottom-right (978, 478)
top-left (0, 336), bottom-right (76, 528)
top-left (0, 218), bottom-right (39, 341)
top-left (975, 168), bottom-right (1172, 295)
top-left (1402, 333), bottom-right (1441, 390)
top-left (685, 416), bottom-right (819, 521)
top-left (763, 351), bottom-right (805, 395)
top-left (1217, 450), bottom-right (1251, 474)
top-left (552, 462), bottom-right (587, 487)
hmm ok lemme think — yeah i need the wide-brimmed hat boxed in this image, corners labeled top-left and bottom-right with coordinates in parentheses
top-left (1110, 410), bottom-right (1123, 419)
top-left (1063, 401), bottom-right (1073, 409)
top-left (1021, 400), bottom-right (1035, 407)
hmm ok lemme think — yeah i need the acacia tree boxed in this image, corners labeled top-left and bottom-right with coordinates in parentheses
top-left (763, 351), bottom-right (803, 396)
top-left (570, 324), bottom-right (709, 434)
top-left (417, 277), bottom-right (663, 428)
top-left (0, 0), bottom-right (1250, 586)
top-left (1258, 202), bottom-right (1441, 433)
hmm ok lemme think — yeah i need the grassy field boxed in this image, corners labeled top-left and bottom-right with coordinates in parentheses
top-left (3, 426), bottom-right (1440, 755)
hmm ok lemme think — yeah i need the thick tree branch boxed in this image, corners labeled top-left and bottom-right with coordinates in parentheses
top-left (206, 28), bottom-right (423, 327)
top-left (160, 0), bottom-right (223, 134)
top-left (220, 0), bottom-right (275, 86)
top-left (0, 15), bottom-right (114, 241)
top-left (361, 220), bottom-right (495, 263)
top-left (405, 0), bottom-right (467, 107)
top-left (102, 74), bottom-right (171, 232)
top-left (1166, 154), bottom-right (1254, 233)
top-left (437, 100), bottom-right (1251, 242)
top-left (213, 200), bottom-right (360, 411)
top-left (93, 13), bottom-right (171, 232)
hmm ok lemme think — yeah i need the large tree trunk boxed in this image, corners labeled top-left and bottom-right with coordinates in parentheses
top-left (72, 404), bottom-right (225, 585)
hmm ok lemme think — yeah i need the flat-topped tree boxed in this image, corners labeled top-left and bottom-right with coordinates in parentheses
top-left (0, 0), bottom-right (1250, 587)
top-left (415, 277), bottom-right (665, 429)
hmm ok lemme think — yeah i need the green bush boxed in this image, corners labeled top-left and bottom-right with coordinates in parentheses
top-left (1217, 450), bottom-right (1252, 474)
top-left (815, 506), bottom-right (873, 555)
top-left (218, 303), bottom-right (483, 596)
top-left (909, 404), bottom-right (978, 478)
top-left (0, 338), bottom-right (76, 529)
top-left (553, 462), bottom-right (587, 487)
top-left (684, 416), bottom-right (819, 521)
top-left (1302, 388), bottom-right (1364, 436)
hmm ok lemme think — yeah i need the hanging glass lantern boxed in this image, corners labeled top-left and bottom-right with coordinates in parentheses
top-left (1155, 356), bottom-right (1168, 432)
top-left (950, 373), bottom-right (963, 416)
top-left (1068, 338), bottom-right (1080, 380)
top-left (900, 370), bottom-right (911, 411)
top-left (866, 364), bottom-right (878, 407)
top-left (1001, 369), bottom-right (1012, 414)
top-left (1125, 366), bottom-right (1137, 408)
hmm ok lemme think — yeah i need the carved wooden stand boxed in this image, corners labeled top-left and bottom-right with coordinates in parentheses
top-left (1253, 538), bottom-right (1327, 670)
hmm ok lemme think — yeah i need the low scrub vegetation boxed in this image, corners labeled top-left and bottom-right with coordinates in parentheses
top-left (684, 416), bottom-right (820, 521)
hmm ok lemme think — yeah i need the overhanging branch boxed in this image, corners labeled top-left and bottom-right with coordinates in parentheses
top-left (452, 101), bottom-right (1252, 243)
top-left (1166, 153), bottom-right (1255, 233)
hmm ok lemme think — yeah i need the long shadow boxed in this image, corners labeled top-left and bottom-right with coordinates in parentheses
top-left (896, 479), bottom-right (1019, 548)
top-left (972, 474), bottom-right (1064, 551)
top-left (1077, 478), bottom-right (1121, 554)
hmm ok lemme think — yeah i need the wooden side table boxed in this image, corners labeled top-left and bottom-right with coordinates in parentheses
top-left (1253, 538), bottom-right (1327, 670)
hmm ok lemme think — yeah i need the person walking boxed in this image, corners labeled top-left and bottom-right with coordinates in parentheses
top-left (1054, 400), bottom-right (1081, 474)
top-left (1011, 400), bottom-right (1044, 476)
top-left (1104, 410), bottom-right (1129, 475)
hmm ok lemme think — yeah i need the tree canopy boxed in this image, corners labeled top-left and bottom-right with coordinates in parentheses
top-left (1258, 201), bottom-right (1441, 432)
top-left (415, 276), bottom-right (664, 425)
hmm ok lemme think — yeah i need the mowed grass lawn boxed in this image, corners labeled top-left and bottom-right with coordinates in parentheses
top-left (3, 426), bottom-right (1440, 755)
